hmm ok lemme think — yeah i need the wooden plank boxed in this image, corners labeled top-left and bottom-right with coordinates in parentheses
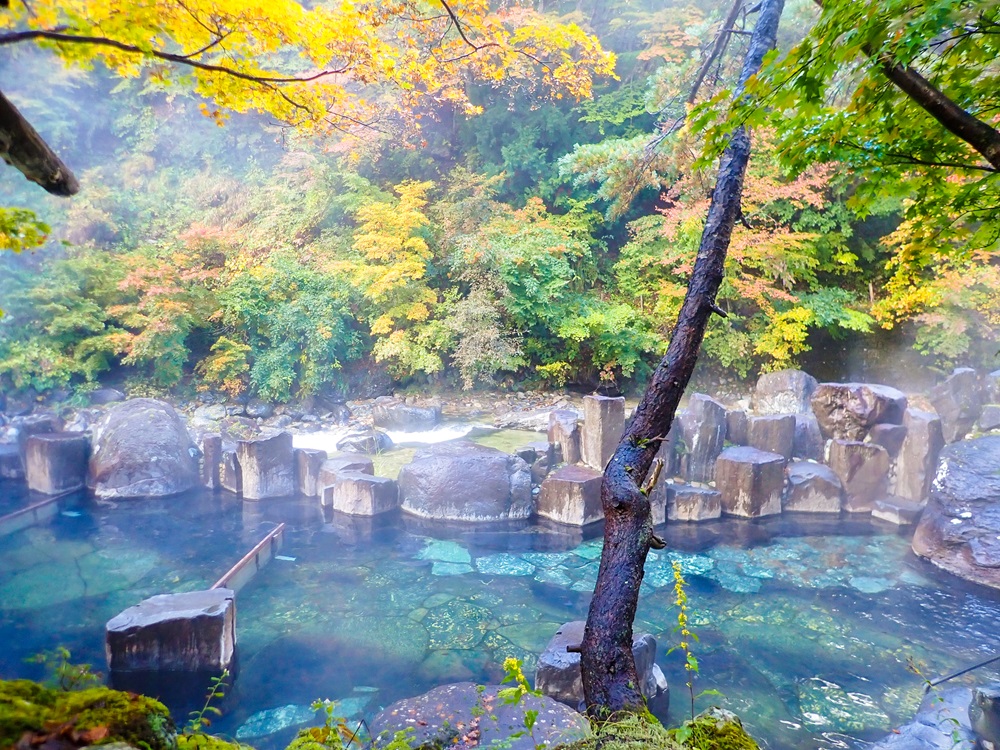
top-left (211, 523), bottom-right (285, 592)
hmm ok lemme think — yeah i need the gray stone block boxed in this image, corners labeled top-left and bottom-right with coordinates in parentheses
top-left (581, 395), bottom-right (624, 470)
top-left (237, 431), bottom-right (295, 500)
top-left (784, 460), bottom-right (843, 513)
top-left (715, 446), bottom-right (785, 518)
top-left (25, 432), bottom-right (89, 494)
top-left (105, 588), bottom-right (235, 672)
top-left (328, 471), bottom-right (398, 516)
top-left (537, 464), bottom-right (603, 526)
top-left (828, 440), bottom-right (889, 513)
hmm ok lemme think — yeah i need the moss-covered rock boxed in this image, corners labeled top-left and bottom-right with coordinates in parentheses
top-left (0, 679), bottom-right (177, 750)
top-left (176, 732), bottom-right (249, 750)
top-left (671, 707), bottom-right (760, 750)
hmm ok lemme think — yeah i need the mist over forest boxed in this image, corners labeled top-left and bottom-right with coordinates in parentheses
top-left (2, 0), bottom-right (994, 406)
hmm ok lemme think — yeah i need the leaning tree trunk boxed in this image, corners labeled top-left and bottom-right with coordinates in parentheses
top-left (0, 89), bottom-right (79, 196)
top-left (579, 0), bottom-right (785, 716)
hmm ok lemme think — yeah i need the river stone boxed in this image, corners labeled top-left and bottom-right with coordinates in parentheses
top-left (872, 687), bottom-right (975, 749)
top-left (328, 471), bottom-right (398, 516)
top-left (237, 704), bottom-right (316, 740)
top-left (372, 398), bottom-right (441, 430)
top-left (243, 398), bottom-right (274, 420)
top-left (237, 431), bottom-right (295, 500)
top-left (811, 383), bottom-right (908, 440)
top-left (726, 409), bottom-right (748, 445)
top-left (784, 461), bottom-right (843, 513)
top-left (88, 399), bottom-right (199, 498)
top-left (872, 496), bottom-right (924, 526)
top-left (663, 481), bottom-right (722, 522)
top-left (912, 436), bottom-right (1000, 590)
top-left (201, 434), bottom-right (222, 489)
top-left (971, 684), bottom-right (1000, 750)
top-left (827, 440), bottom-right (890, 513)
top-left (534, 620), bottom-right (665, 712)
top-left (869, 423), bottom-right (908, 458)
top-left (370, 682), bottom-right (589, 750)
top-left (25, 432), bottom-right (89, 494)
top-left (715, 446), bottom-right (785, 518)
top-left (105, 588), bottom-right (235, 672)
top-left (87, 387), bottom-right (126, 405)
top-left (793, 413), bottom-right (824, 460)
top-left (752, 369), bottom-right (818, 414)
top-left (979, 405), bottom-right (1000, 432)
top-left (747, 414), bottom-right (795, 459)
top-left (548, 409), bottom-right (581, 465)
top-left (581, 395), bottom-right (625, 470)
top-left (398, 441), bottom-right (532, 522)
top-left (537, 464), bottom-right (603, 526)
top-left (929, 368), bottom-right (982, 443)
top-left (294, 447), bottom-right (327, 497)
top-left (676, 394), bottom-right (728, 483)
top-left (893, 408), bottom-right (945, 502)
top-left (336, 428), bottom-right (393, 454)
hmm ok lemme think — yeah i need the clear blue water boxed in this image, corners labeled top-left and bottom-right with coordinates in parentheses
top-left (2, 483), bottom-right (999, 750)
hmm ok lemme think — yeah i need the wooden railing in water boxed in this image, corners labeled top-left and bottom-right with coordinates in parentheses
top-left (211, 522), bottom-right (286, 592)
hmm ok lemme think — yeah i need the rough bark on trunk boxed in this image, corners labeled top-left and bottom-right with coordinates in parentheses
top-left (0, 89), bottom-right (79, 196)
top-left (579, 0), bottom-right (785, 717)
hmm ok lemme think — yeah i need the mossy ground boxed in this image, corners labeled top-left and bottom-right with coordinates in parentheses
top-left (555, 710), bottom-right (760, 750)
top-left (0, 679), bottom-right (176, 750)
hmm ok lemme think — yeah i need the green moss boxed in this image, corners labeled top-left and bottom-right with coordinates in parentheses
top-left (670, 708), bottom-right (760, 750)
top-left (0, 679), bottom-right (176, 750)
top-left (177, 732), bottom-right (252, 750)
top-left (555, 710), bottom-right (760, 750)
top-left (555, 713), bottom-right (682, 750)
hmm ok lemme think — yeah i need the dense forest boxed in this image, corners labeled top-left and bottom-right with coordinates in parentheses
top-left (1, 0), bottom-right (997, 404)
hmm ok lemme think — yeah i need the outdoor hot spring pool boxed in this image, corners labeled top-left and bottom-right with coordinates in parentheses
top-left (2, 464), bottom-right (999, 750)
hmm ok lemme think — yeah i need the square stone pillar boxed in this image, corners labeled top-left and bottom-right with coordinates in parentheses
top-left (581, 395), bottom-right (624, 471)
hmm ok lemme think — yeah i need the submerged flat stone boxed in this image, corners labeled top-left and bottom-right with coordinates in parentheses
top-left (475, 553), bottom-right (536, 576)
top-left (236, 704), bottom-right (316, 739)
top-left (417, 539), bottom-right (471, 564)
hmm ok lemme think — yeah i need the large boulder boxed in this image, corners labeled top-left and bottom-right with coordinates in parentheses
top-left (371, 682), bottom-right (589, 750)
top-left (893, 408), bottom-right (945, 502)
top-left (715, 446), bottom-right (785, 518)
top-left (534, 620), bottom-right (667, 713)
top-left (752, 369), bottom-right (818, 414)
top-left (105, 588), bottom-right (235, 672)
top-left (811, 383), bottom-right (908, 440)
top-left (398, 441), bottom-right (532, 522)
top-left (581, 395), bottom-right (625, 470)
top-left (929, 368), bottom-right (982, 443)
top-left (675, 394), bottom-right (728, 483)
top-left (88, 399), bottom-right (199, 498)
top-left (294, 447), bottom-right (327, 497)
top-left (336, 428), bottom-right (393, 454)
top-left (912, 436), bottom-right (1000, 590)
top-left (372, 398), bottom-right (441, 431)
